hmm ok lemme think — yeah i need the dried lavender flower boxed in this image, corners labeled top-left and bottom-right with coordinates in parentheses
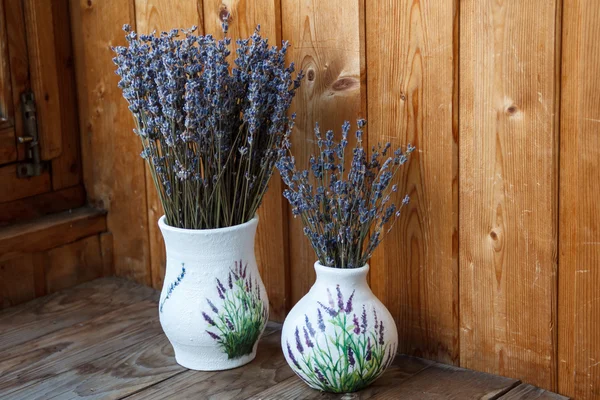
top-left (113, 25), bottom-right (303, 229)
top-left (276, 119), bottom-right (414, 268)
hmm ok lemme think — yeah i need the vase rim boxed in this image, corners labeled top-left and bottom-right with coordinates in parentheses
top-left (158, 214), bottom-right (258, 235)
top-left (314, 261), bottom-right (370, 274)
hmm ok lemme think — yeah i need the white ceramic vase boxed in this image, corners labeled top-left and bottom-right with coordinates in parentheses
top-left (281, 262), bottom-right (398, 393)
top-left (158, 215), bottom-right (269, 371)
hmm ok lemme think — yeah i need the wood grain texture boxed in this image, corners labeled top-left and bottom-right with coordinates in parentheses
top-left (129, 328), bottom-right (293, 399)
top-left (50, 0), bottom-right (83, 189)
top-left (0, 299), bottom-right (161, 395)
top-left (0, 185), bottom-right (86, 226)
top-left (0, 277), bottom-right (156, 352)
top-left (459, 0), bottom-right (559, 389)
top-left (500, 384), bottom-right (569, 400)
top-left (0, 0), bottom-right (16, 165)
top-left (0, 0), bottom-right (14, 129)
top-left (23, 0), bottom-right (63, 160)
top-left (0, 253), bottom-right (42, 309)
top-left (371, 362), bottom-right (520, 400)
top-left (558, 0), bottom-right (600, 398)
top-left (0, 164), bottom-right (51, 203)
top-left (0, 207), bottom-right (107, 259)
top-left (366, 0), bottom-right (459, 365)
top-left (0, 126), bottom-right (16, 164)
top-left (7, 333), bottom-right (182, 400)
top-left (249, 356), bottom-right (432, 400)
top-left (203, 0), bottom-right (290, 321)
top-left (69, 0), bottom-right (152, 285)
top-left (4, 0), bottom-right (29, 161)
top-left (44, 235), bottom-right (104, 294)
top-left (134, 0), bottom-right (201, 293)
top-left (281, 0), bottom-right (364, 305)
top-left (0, 279), bottom-right (568, 399)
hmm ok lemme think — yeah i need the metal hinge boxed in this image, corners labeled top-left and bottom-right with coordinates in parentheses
top-left (17, 91), bottom-right (47, 178)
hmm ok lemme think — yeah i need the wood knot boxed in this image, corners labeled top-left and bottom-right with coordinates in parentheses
top-left (489, 230), bottom-right (498, 240)
top-left (331, 76), bottom-right (359, 91)
top-left (506, 105), bottom-right (518, 115)
top-left (400, 92), bottom-right (406, 101)
top-left (219, 5), bottom-right (230, 22)
top-left (307, 69), bottom-right (315, 81)
top-left (86, 0), bottom-right (93, 7)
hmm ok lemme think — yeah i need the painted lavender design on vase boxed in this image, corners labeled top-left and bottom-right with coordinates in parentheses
top-left (203, 260), bottom-right (268, 359)
top-left (285, 285), bottom-right (397, 393)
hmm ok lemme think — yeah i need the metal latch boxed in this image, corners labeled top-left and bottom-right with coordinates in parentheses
top-left (17, 91), bottom-right (47, 177)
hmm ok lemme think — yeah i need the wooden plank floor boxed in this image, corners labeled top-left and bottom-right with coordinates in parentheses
top-left (0, 278), bottom-right (568, 399)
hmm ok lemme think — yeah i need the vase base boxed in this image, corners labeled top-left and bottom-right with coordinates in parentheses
top-left (173, 346), bottom-right (257, 371)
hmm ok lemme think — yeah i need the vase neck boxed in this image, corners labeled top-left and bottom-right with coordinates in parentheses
top-left (313, 262), bottom-right (369, 289)
top-left (158, 216), bottom-right (258, 262)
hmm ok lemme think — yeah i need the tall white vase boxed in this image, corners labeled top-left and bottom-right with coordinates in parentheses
top-left (158, 215), bottom-right (269, 371)
top-left (281, 262), bottom-right (398, 393)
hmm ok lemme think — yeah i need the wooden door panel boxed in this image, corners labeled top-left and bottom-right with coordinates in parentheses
top-left (4, 0), bottom-right (29, 162)
top-left (0, 164), bottom-right (51, 203)
top-left (23, 0), bottom-right (62, 161)
top-left (0, 0), bottom-right (16, 164)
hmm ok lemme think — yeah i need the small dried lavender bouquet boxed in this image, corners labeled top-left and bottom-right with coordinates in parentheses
top-left (113, 24), bottom-right (303, 229)
top-left (276, 120), bottom-right (414, 268)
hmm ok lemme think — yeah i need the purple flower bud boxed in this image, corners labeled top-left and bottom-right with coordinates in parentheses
top-left (379, 321), bottom-right (385, 345)
top-left (206, 298), bottom-right (218, 314)
top-left (317, 309), bottom-right (326, 332)
top-left (345, 290), bottom-right (355, 314)
top-left (217, 285), bottom-right (225, 300)
top-left (353, 314), bottom-right (360, 334)
top-left (314, 367), bottom-right (328, 385)
top-left (303, 326), bottom-right (314, 348)
top-left (226, 318), bottom-right (235, 331)
top-left (217, 278), bottom-right (226, 294)
top-left (228, 272), bottom-right (233, 289)
top-left (348, 346), bottom-right (355, 367)
top-left (373, 308), bottom-right (379, 330)
top-left (318, 302), bottom-right (338, 317)
top-left (305, 315), bottom-right (316, 337)
top-left (327, 288), bottom-right (335, 309)
top-left (295, 327), bottom-right (304, 354)
top-left (336, 285), bottom-right (344, 311)
top-left (202, 312), bottom-right (215, 326)
top-left (366, 337), bottom-right (372, 361)
top-left (206, 330), bottom-right (220, 341)
top-left (286, 341), bottom-right (300, 368)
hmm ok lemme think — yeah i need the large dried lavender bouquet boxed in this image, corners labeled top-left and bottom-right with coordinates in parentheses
top-left (276, 120), bottom-right (414, 269)
top-left (113, 24), bottom-right (303, 229)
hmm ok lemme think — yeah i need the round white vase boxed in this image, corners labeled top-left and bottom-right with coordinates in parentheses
top-left (281, 262), bottom-right (398, 393)
top-left (158, 215), bottom-right (269, 371)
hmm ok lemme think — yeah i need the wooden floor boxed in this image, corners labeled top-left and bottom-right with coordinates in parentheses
top-left (0, 278), bottom-right (568, 400)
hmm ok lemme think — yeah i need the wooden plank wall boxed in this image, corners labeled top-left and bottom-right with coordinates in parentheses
top-left (559, 0), bottom-right (600, 398)
top-left (460, 0), bottom-right (559, 390)
top-left (67, 0), bottom-right (600, 397)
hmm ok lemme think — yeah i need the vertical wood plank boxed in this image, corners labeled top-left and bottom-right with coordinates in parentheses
top-left (559, 0), bottom-right (600, 398)
top-left (4, 0), bottom-right (29, 161)
top-left (0, 0), bottom-right (14, 129)
top-left (23, 0), bottom-right (63, 160)
top-left (133, 0), bottom-right (201, 291)
top-left (459, 0), bottom-right (559, 389)
top-left (50, 0), bottom-right (83, 190)
top-left (366, 0), bottom-right (459, 364)
top-left (69, 0), bottom-right (152, 285)
top-left (281, 0), bottom-right (364, 305)
top-left (204, 0), bottom-right (290, 321)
